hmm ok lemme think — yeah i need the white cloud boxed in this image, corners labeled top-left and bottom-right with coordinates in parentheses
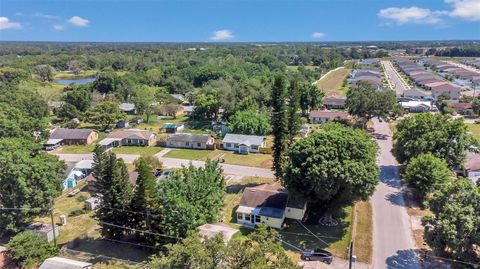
top-left (53, 24), bottom-right (64, 31)
top-left (378, 7), bottom-right (445, 25)
top-left (68, 16), bottom-right (89, 27)
top-left (311, 32), bottom-right (325, 38)
top-left (34, 12), bottom-right (60, 20)
top-left (210, 29), bottom-right (234, 41)
top-left (446, 0), bottom-right (480, 21)
top-left (0, 17), bottom-right (22, 30)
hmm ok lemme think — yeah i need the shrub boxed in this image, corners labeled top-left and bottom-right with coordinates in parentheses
top-left (6, 231), bottom-right (58, 268)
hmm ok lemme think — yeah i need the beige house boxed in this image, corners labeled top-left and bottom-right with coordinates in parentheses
top-left (309, 111), bottom-right (349, 124)
top-left (98, 129), bottom-right (156, 150)
top-left (45, 128), bottom-right (98, 150)
top-left (235, 184), bottom-right (306, 229)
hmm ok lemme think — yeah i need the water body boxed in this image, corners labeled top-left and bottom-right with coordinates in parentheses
top-left (54, 77), bottom-right (96, 85)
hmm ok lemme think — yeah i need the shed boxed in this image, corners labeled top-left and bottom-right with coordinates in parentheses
top-left (39, 257), bottom-right (92, 269)
top-left (85, 196), bottom-right (102, 211)
top-left (26, 222), bottom-right (59, 242)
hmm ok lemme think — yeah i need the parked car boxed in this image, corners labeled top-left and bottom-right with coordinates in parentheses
top-left (301, 248), bottom-right (333, 264)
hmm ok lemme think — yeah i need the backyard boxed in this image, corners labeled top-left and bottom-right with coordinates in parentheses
top-left (315, 67), bottom-right (351, 97)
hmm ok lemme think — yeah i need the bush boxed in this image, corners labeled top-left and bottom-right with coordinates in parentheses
top-left (69, 209), bottom-right (86, 217)
top-left (76, 194), bottom-right (88, 203)
top-left (6, 231), bottom-right (58, 268)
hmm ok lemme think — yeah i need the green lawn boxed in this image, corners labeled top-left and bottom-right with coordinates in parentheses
top-left (111, 146), bottom-right (163, 156)
top-left (57, 132), bottom-right (108, 154)
top-left (163, 149), bottom-right (273, 168)
top-left (467, 123), bottom-right (480, 141)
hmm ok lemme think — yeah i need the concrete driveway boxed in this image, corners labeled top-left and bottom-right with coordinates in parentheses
top-left (371, 119), bottom-right (420, 269)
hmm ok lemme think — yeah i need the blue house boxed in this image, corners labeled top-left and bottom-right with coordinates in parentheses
top-left (63, 160), bottom-right (93, 189)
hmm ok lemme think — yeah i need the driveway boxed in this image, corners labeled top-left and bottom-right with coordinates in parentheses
top-left (371, 119), bottom-right (420, 269)
top-left (52, 153), bottom-right (274, 178)
top-left (382, 60), bottom-right (409, 95)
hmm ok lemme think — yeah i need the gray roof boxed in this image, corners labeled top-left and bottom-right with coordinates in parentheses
top-left (222, 133), bottom-right (264, 146)
top-left (50, 128), bottom-right (95, 140)
top-left (119, 103), bottom-right (135, 111)
top-left (39, 257), bottom-right (92, 269)
top-left (168, 133), bottom-right (212, 143)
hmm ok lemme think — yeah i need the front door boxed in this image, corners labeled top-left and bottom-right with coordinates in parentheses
top-left (251, 215), bottom-right (255, 224)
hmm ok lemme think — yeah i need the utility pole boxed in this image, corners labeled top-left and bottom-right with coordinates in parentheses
top-left (348, 240), bottom-right (354, 269)
top-left (49, 197), bottom-right (57, 248)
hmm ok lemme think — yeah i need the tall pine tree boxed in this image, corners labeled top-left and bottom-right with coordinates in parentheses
top-left (287, 79), bottom-right (301, 143)
top-left (95, 152), bottom-right (133, 239)
top-left (271, 75), bottom-right (288, 179)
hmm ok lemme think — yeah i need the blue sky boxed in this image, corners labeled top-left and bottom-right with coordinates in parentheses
top-left (0, 0), bottom-right (479, 42)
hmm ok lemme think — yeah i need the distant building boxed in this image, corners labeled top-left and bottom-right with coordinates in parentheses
top-left (98, 129), bottom-right (157, 150)
top-left (166, 133), bottom-right (215, 149)
top-left (119, 103), bottom-right (136, 114)
top-left (323, 96), bottom-right (346, 109)
top-left (164, 123), bottom-right (185, 134)
top-left (309, 111), bottom-right (349, 123)
top-left (402, 88), bottom-right (431, 100)
top-left (400, 101), bottom-right (432, 113)
top-left (45, 128), bottom-right (98, 150)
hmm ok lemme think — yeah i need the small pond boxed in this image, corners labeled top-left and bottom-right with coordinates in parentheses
top-left (54, 77), bottom-right (96, 85)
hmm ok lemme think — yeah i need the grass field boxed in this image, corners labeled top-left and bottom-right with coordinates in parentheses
top-left (467, 123), bottom-right (480, 141)
top-left (353, 200), bottom-right (373, 263)
top-left (19, 80), bottom-right (65, 101)
top-left (315, 67), bottom-right (351, 97)
top-left (163, 149), bottom-right (273, 168)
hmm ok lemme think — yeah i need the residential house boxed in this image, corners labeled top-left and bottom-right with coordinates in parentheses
top-left (463, 151), bottom-right (480, 183)
top-left (45, 128), bottom-right (98, 149)
top-left (98, 129), bottom-right (157, 150)
top-left (183, 105), bottom-right (195, 117)
top-left (447, 101), bottom-right (474, 116)
top-left (309, 111), bottom-right (349, 123)
top-left (431, 85), bottom-right (461, 100)
top-left (222, 134), bottom-right (266, 154)
top-left (119, 103), bottom-right (136, 114)
top-left (323, 96), bottom-right (346, 109)
top-left (164, 123), bottom-right (185, 134)
top-left (166, 133), bottom-right (215, 149)
top-left (39, 257), bottom-right (92, 269)
top-left (63, 160), bottom-right (94, 189)
top-left (403, 88), bottom-right (431, 100)
top-left (26, 222), bottom-right (59, 243)
top-left (235, 183), bottom-right (306, 229)
top-left (400, 101), bottom-right (432, 113)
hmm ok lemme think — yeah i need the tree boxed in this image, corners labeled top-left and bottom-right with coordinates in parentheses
top-left (92, 71), bottom-right (119, 93)
top-left (346, 82), bottom-right (402, 127)
top-left (0, 139), bottom-right (66, 235)
top-left (64, 89), bottom-right (92, 112)
top-left (403, 153), bottom-right (452, 201)
top-left (282, 123), bottom-right (379, 209)
top-left (95, 152), bottom-right (133, 239)
top-left (33, 64), bottom-right (54, 82)
top-left (271, 75), bottom-right (288, 178)
top-left (392, 113), bottom-right (476, 168)
top-left (0, 67), bottom-right (30, 86)
top-left (55, 103), bottom-right (80, 122)
top-left (425, 178), bottom-right (480, 263)
top-left (158, 160), bottom-right (225, 238)
top-left (67, 60), bottom-right (86, 75)
top-left (133, 155), bottom-right (163, 171)
top-left (193, 93), bottom-right (220, 120)
top-left (0, 88), bottom-right (49, 119)
top-left (88, 101), bottom-right (125, 128)
top-left (300, 84), bottom-right (324, 116)
top-left (229, 110), bottom-right (272, 136)
top-left (287, 79), bottom-right (301, 142)
top-left (134, 85), bottom-right (157, 122)
top-left (6, 232), bottom-right (58, 268)
top-left (130, 159), bottom-right (161, 242)
top-left (0, 103), bottom-right (47, 139)
top-left (147, 226), bottom-right (299, 269)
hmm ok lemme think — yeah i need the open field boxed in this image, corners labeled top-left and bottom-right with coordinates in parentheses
top-left (19, 80), bottom-right (65, 101)
top-left (315, 67), bottom-right (351, 97)
top-left (163, 149), bottom-right (273, 168)
top-left (467, 123), bottom-right (480, 141)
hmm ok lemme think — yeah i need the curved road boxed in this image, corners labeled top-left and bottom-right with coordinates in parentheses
top-left (371, 119), bottom-right (420, 269)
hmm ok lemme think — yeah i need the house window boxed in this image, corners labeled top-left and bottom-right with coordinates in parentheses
top-left (251, 145), bottom-right (258, 150)
top-left (197, 143), bottom-right (201, 147)
top-left (234, 144), bottom-right (239, 148)
top-left (255, 215), bottom-right (261, 223)
top-left (226, 143), bottom-right (232, 148)
top-left (237, 213), bottom-right (243, 220)
top-left (244, 214), bottom-right (251, 221)
top-left (186, 142), bottom-right (190, 146)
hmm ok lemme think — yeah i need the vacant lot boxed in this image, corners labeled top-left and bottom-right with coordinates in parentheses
top-left (467, 123), bottom-right (480, 141)
top-left (163, 149), bottom-right (272, 168)
top-left (315, 67), bottom-right (351, 97)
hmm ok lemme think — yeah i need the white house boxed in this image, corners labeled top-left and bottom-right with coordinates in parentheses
top-left (236, 183), bottom-right (306, 229)
top-left (166, 133), bottom-right (215, 149)
top-left (400, 101), bottom-right (432, 113)
top-left (222, 134), bottom-right (266, 154)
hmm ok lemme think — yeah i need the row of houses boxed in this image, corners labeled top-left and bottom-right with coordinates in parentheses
top-left (349, 66), bottom-right (383, 89)
top-left (395, 59), bottom-right (461, 100)
top-left (420, 58), bottom-right (480, 86)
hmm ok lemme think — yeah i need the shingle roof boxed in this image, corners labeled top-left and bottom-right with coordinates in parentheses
top-left (168, 133), bottom-right (212, 143)
top-left (50, 128), bottom-right (95, 140)
top-left (465, 151), bottom-right (480, 171)
top-left (323, 96), bottom-right (346, 106)
top-left (222, 134), bottom-right (264, 146)
top-left (107, 129), bottom-right (155, 140)
top-left (309, 111), bottom-right (349, 120)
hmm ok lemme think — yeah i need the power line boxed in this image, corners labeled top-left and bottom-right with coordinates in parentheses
top-left (100, 237), bottom-right (164, 250)
top-left (0, 207), bottom-right (44, 211)
top-left (98, 221), bottom-right (182, 240)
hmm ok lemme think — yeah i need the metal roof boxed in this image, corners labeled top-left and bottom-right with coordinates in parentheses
top-left (222, 134), bottom-right (264, 147)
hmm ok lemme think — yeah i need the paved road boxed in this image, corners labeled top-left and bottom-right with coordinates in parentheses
top-left (371, 119), bottom-right (420, 269)
top-left (382, 60), bottom-right (409, 95)
top-left (52, 153), bottom-right (274, 179)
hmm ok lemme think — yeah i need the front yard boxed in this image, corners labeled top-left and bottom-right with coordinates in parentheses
top-left (467, 123), bottom-right (480, 141)
top-left (163, 149), bottom-right (273, 168)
